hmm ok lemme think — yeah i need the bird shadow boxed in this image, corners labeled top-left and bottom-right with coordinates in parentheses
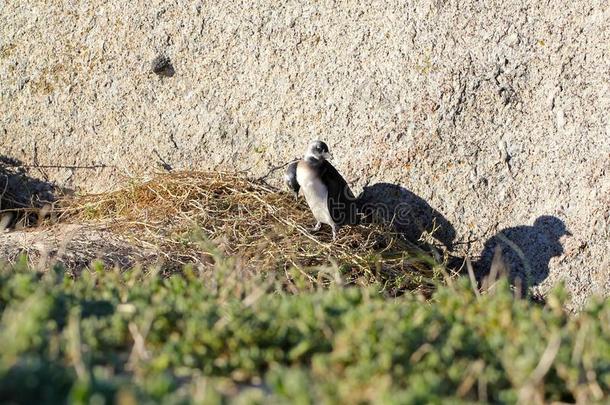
top-left (353, 182), bottom-right (570, 296)
top-left (475, 215), bottom-right (571, 292)
top-left (356, 182), bottom-right (456, 250)
top-left (0, 155), bottom-right (59, 229)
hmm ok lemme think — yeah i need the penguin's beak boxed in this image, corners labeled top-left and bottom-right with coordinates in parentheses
top-left (322, 152), bottom-right (333, 160)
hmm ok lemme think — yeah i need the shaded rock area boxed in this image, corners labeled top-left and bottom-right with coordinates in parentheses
top-left (1, 1), bottom-right (609, 306)
top-left (0, 156), bottom-right (57, 228)
top-left (357, 182), bottom-right (457, 250)
top-left (476, 215), bottom-right (609, 309)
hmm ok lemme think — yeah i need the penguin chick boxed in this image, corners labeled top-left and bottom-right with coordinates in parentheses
top-left (284, 140), bottom-right (357, 240)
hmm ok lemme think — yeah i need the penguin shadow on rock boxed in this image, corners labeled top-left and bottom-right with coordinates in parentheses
top-left (355, 183), bottom-right (456, 251)
top-left (475, 215), bottom-right (571, 296)
top-left (0, 155), bottom-right (58, 229)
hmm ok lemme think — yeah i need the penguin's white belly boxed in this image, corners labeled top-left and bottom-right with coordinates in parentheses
top-left (296, 164), bottom-right (334, 225)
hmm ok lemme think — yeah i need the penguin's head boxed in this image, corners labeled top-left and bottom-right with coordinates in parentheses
top-left (305, 140), bottom-right (332, 162)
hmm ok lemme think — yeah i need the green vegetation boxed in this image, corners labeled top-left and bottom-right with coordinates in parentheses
top-left (1, 250), bottom-right (609, 404)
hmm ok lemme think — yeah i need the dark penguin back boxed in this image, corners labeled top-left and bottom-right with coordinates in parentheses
top-left (320, 160), bottom-right (359, 225)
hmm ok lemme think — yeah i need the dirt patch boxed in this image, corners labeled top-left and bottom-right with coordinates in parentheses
top-left (0, 224), bottom-right (158, 274)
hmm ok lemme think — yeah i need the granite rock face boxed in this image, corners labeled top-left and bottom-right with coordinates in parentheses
top-left (1, 0), bottom-right (609, 307)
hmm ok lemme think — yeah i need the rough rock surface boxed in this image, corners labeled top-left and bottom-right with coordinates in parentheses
top-left (1, 1), bottom-right (609, 308)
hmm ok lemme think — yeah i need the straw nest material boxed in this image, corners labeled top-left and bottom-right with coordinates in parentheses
top-left (58, 171), bottom-right (450, 295)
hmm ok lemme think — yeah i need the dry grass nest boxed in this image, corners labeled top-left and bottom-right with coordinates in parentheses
top-left (57, 171), bottom-right (454, 295)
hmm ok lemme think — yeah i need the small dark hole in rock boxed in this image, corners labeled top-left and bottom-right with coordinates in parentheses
top-left (151, 55), bottom-right (175, 77)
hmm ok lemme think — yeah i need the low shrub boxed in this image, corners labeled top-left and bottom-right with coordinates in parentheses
top-left (0, 256), bottom-right (608, 404)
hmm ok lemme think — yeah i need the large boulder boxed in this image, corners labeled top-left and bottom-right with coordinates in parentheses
top-left (1, 0), bottom-right (608, 307)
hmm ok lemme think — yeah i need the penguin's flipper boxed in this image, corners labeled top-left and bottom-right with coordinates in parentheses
top-left (321, 161), bottom-right (358, 225)
top-left (284, 160), bottom-right (300, 198)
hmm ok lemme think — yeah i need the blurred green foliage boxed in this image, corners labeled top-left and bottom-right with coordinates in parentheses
top-left (0, 256), bottom-right (608, 404)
